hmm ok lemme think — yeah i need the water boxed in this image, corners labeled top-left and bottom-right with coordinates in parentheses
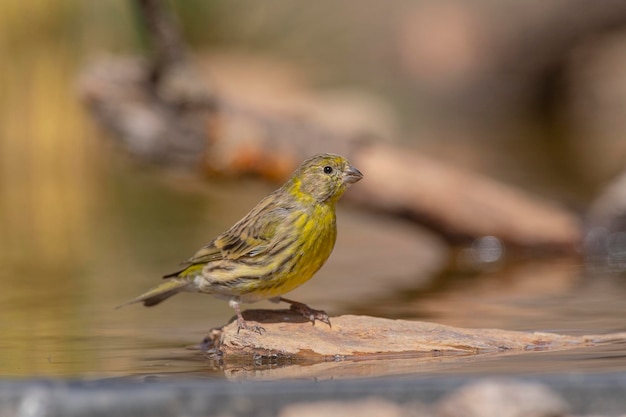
top-left (1, 162), bottom-right (626, 380)
top-left (2, 0), bottom-right (624, 384)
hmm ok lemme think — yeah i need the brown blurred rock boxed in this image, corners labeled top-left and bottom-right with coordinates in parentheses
top-left (436, 380), bottom-right (568, 417)
top-left (279, 398), bottom-right (429, 417)
top-left (276, 381), bottom-right (567, 417)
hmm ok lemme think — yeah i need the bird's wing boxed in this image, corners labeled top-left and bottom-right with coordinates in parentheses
top-left (182, 201), bottom-right (286, 265)
top-left (161, 243), bottom-right (223, 279)
top-left (166, 199), bottom-right (294, 280)
top-left (185, 243), bottom-right (224, 264)
top-left (214, 204), bottom-right (292, 260)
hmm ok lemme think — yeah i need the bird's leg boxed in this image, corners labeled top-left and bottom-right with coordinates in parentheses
top-left (229, 299), bottom-right (265, 334)
top-left (277, 297), bottom-right (331, 327)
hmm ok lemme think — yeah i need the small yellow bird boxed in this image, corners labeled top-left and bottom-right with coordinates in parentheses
top-left (119, 153), bottom-right (363, 333)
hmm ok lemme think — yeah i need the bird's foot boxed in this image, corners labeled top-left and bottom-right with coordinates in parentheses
top-left (236, 316), bottom-right (266, 335)
top-left (280, 297), bottom-right (331, 327)
top-left (231, 299), bottom-right (266, 334)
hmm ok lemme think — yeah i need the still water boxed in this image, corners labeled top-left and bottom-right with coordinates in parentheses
top-left (1, 163), bottom-right (625, 380)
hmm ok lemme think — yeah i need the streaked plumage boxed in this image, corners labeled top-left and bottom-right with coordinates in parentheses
top-left (119, 153), bottom-right (363, 333)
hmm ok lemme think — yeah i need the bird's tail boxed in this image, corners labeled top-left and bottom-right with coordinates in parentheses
top-left (115, 279), bottom-right (190, 309)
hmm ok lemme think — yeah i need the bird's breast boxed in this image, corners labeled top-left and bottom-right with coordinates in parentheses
top-left (196, 205), bottom-right (337, 301)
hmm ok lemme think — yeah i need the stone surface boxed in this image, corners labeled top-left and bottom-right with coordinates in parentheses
top-left (436, 380), bottom-right (568, 417)
top-left (217, 311), bottom-right (621, 360)
top-left (277, 380), bottom-right (568, 417)
top-left (279, 398), bottom-right (426, 417)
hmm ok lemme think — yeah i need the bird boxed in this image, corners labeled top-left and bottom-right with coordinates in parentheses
top-left (118, 153), bottom-right (363, 333)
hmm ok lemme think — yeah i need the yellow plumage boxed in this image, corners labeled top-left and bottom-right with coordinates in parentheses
top-left (119, 153), bottom-right (363, 333)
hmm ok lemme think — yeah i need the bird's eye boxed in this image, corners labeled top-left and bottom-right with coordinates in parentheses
top-left (323, 166), bottom-right (333, 174)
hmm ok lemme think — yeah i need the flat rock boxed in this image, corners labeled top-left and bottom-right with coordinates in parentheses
top-left (214, 310), bottom-right (625, 364)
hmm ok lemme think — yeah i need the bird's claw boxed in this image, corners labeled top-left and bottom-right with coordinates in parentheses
top-left (289, 303), bottom-right (332, 328)
top-left (236, 317), bottom-right (266, 335)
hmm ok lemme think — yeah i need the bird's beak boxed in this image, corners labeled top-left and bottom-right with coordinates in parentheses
top-left (344, 165), bottom-right (363, 184)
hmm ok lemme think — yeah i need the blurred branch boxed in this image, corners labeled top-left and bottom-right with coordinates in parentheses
top-left (80, 0), bottom-right (216, 164)
top-left (78, 0), bottom-right (583, 252)
top-left (135, 0), bottom-right (187, 77)
top-left (134, 0), bottom-right (215, 108)
top-left (350, 145), bottom-right (581, 251)
top-left (202, 107), bottom-right (581, 250)
top-left (78, 55), bottom-right (581, 251)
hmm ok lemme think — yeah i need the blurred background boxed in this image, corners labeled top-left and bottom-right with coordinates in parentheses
top-left (2, 0), bottom-right (626, 378)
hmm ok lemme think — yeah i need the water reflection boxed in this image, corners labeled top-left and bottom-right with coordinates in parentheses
top-left (585, 226), bottom-right (626, 272)
top-left (351, 256), bottom-right (626, 336)
top-left (217, 341), bottom-right (626, 382)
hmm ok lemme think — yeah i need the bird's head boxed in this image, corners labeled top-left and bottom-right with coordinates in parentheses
top-left (286, 153), bottom-right (363, 204)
